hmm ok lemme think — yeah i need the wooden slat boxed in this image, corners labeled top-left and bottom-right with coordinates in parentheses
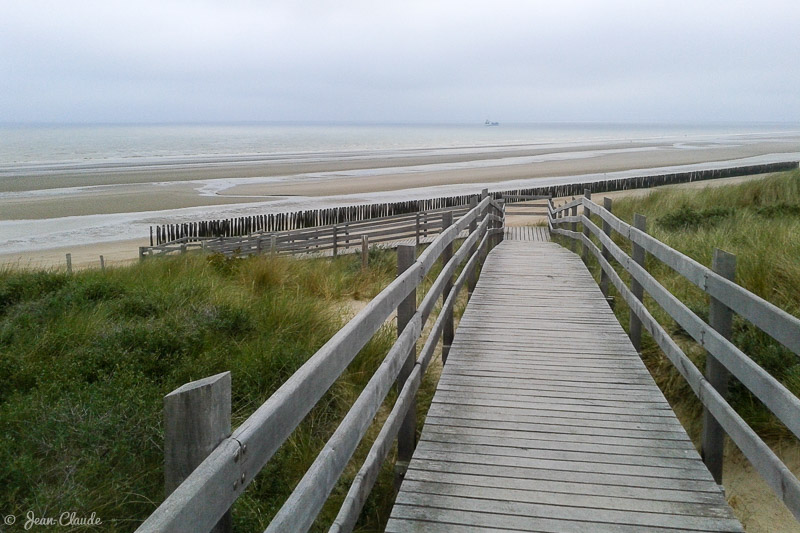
top-left (388, 240), bottom-right (742, 532)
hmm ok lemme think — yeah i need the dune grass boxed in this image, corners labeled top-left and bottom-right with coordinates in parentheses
top-left (0, 247), bottom-right (444, 531)
top-left (576, 169), bottom-right (800, 439)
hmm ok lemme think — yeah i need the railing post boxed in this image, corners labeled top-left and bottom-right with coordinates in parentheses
top-left (630, 214), bottom-right (647, 352)
top-left (99, 255), bottom-right (105, 271)
top-left (361, 235), bottom-right (369, 270)
top-left (702, 249), bottom-right (736, 484)
top-left (570, 199), bottom-right (577, 253)
top-left (415, 213), bottom-right (421, 245)
top-left (332, 226), bottom-right (338, 257)
top-left (600, 197), bottom-right (613, 307)
top-left (395, 244), bottom-right (417, 489)
top-left (270, 235), bottom-right (277, 255)
top-left (467, 196), bottom-right (479, 298)
top-left (581, 189), bottom-right (591, 262)
top-left (66, 253), bottom-right (72, 273)
top-left (441, 212), bottom-right (455, 364)
top-left (164, 372), bottom-right (232, 533)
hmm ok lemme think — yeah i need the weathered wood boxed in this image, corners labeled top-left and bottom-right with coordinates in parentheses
top-left (99, 255), bottom-right (105, 271)
top-left (584, 215), bottom-right (800, 440)
top-left (600, 197), bottom-right (612, 302)
top-left (266, 316), bottom-right (422, 533)
top-left (583, 197), bottom-right (800, 355)
top-left (361, 234), bottom-right (369, 270)
top-left (702, 249), bottom-right (736, 484)
top-left (581, 189), bottom-right (591, 262)
top-left (580, 226), bottom-right (800, 521)
top-left (467, 197), bottom-right (479, 297)
top-left (389, 240), bottom-right (741, 532)
top-left (630, 213), bottom-right (647, 352)
top-left (442, 212), bottom-right (454, 363)
top-left (66, 253), bottom-right (72, 273)
top-left (395, 245), bottom-right (417, 486)
top-left (164, 372), bottom-right (232, 533)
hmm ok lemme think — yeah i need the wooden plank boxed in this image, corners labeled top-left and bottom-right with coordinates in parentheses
top-left (581, 227), bottom-right (800, 520)
top-left (389, 240), bottom-right (742, 533)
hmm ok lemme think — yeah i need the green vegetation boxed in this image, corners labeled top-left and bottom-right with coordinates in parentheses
top-left (583, 169), bottom-right (800, 439)
top-left (0, 248), bottom-right (440, 531)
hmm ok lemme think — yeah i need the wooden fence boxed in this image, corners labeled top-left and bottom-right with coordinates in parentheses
top-left (135, 195), bottom-right (505, 532)
top-left (149, 161), bottom-right (798, 246)
top-left (139, 205), bottom-right (472, 260)
top-left (548, 194), bottom-right (800, 521)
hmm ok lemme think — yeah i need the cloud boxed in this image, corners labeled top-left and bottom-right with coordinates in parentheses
top-left (1, 0), bottom-right (799, 123)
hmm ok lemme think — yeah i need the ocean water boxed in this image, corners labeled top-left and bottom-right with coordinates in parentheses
top-left (2, 122), bottom-right (798, 167)
top-left (1, 122), bottom-right (799, 255)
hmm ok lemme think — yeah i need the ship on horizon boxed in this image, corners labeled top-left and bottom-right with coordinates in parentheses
top-left (484, 119), bottom-right (499, 126)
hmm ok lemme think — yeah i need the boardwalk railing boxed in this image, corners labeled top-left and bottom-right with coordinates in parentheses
top-left (135, 195), bottom-right (505, 533)
top-left (548, 194), bottom-right (800, 520)
top-left (139, 205), bottom-right (472, 259)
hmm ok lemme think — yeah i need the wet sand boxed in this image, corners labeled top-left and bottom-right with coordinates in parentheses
top-left (0, 173), bottom-right (778, 270)
top-left (1, 138), bottom-right (797, 221)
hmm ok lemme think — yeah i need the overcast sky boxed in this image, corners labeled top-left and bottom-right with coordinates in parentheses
top-left (2, 0), bottom-right (799, 124)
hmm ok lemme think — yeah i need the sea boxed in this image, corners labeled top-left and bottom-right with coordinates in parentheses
top-left (2, 122), bottom-right (799, 165)
top-left (1, 122), bottom-right (799, 254)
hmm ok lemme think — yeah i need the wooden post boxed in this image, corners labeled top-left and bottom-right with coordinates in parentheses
top-left (441, 212), bottom-right (455, 364)
top-left (66, 253), bottom-right (72, 273)
top-left (139, 247), bottom-right (146, 262)
top-left (630, 214), bottom-right (647, 352)
top-left (570, 200), bottom-right (577, 253)
top-left (395, 245), bottom-right (417, 489)
top-left (467, 196), bottom-right (479, 298)
top-left (150, 226), bottom-right (154, 247)
top-left (581, 189), bottom-right (591, 262)
top-left (99, 255), bottom-right (105, 271)
top-left (600, 197), bottom-right (613, 306)
top-left (481, 188), bottom-right (489, 200)
top-left (164, 372), bottom-right (232, 533)
top-left (415, 213), bottom-right (421, 246)
top-left (361, 235), bottom-right (369, 270)
top-left (332, 225), bottom-right (338, 257)
top-left (701, 249), bottom-right (736, 484)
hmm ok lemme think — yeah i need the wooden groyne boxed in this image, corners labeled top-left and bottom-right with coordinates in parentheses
top-left (150, 161), bottom-right (798, 245)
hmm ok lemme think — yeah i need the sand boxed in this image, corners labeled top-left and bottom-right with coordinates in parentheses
top-left (0, 238), bottom-right (150, 271)
top-left (1, 135), bottom-right (797, 268)
top-left (2, 138), bottom-right (797, 222)
top-left (0, 172), bottom-right (778, 270)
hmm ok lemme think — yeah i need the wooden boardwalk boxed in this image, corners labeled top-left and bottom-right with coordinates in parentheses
top-left (387, 238), bottom-right (743, 532)
top-left (504, 225), bottom-right (550, 242)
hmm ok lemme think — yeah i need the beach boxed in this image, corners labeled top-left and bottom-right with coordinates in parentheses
top-left (1, 126), bottom-right (799, 267)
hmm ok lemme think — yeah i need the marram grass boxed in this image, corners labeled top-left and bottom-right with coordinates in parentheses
top-left (581, 169), bottom-right (800, 440)
top-left (0, 249), bottom-right (417, 532)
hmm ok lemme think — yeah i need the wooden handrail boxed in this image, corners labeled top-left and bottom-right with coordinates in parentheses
top-left (136, 197), bottom-right (504, 533)
top-left (548, 198), bottom-right (800, 520)
top-left (582, 198), bottom-right (800, 355)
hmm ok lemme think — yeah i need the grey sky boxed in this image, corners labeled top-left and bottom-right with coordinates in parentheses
top-left (2, 0), bottom-right (799, 124)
